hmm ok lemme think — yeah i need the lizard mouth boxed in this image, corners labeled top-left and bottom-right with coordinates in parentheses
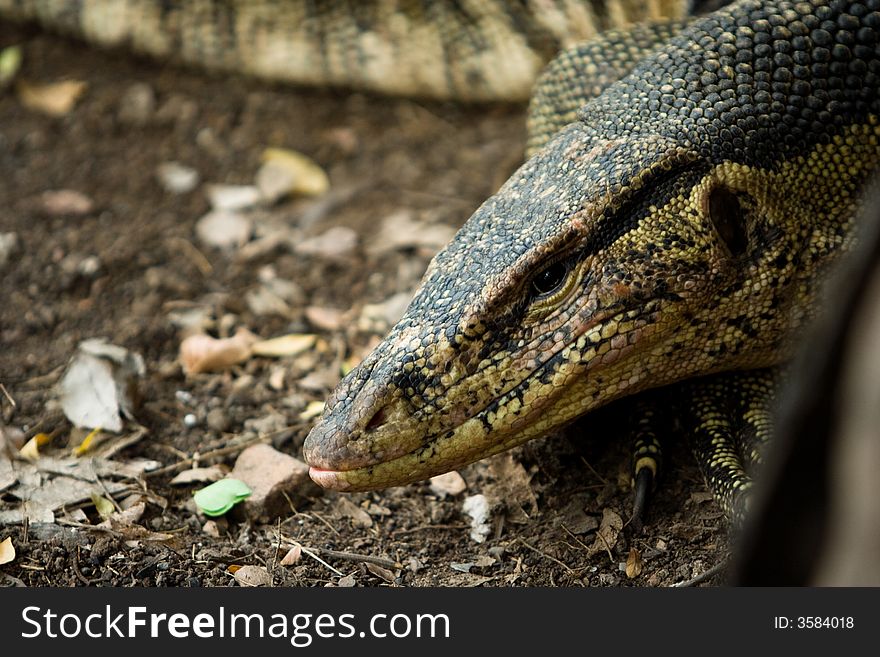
top-left (306, 303), bottom-right (661, 491)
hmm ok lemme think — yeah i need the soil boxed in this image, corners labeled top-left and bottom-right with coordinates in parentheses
top-left (0, 24), bottom-right (728, 587)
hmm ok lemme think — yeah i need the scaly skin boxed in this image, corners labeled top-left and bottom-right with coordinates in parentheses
top-left (304, 0), bottom-right (880, 499)
top-left (0, 0), bottom-right (691, 101)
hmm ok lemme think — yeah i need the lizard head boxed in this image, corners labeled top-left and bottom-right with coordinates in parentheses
top-left (303, 113), bottom-right (849, 491)
top-left (303, 0), bottom-right (880, 490)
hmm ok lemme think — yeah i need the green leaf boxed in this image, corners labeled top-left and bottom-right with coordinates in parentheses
top-left (193, 479), bottom-right (252, 517)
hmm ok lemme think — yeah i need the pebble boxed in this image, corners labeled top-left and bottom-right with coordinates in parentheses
top-left (118, 82), bottom-right (156, 125)
top-left (206, 184), bottom-right (261, 211)
top-left (294, 226), bottom-right (358, 259)
top-left (156, 161), bottom-right (200, 194)
top-left (0, 232), bottom-right (19, 267)
top-left (41, 189), bottom-right (94, 216)
top-left (206, 408), bottom-right (230, 432)
top-left (195, 210), bottom-right (253, 250)
top-left (183, 413), bottom-right (198, 428)
top-left (229, 444), bottom-right (322, 522)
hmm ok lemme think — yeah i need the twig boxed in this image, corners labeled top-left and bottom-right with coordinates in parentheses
top-left (295, 543), bottom-right (344, 576)
top-left (0, 383), bottom-right (16, 408)
top-left (93, 426), bottom-right (149, 459)
top-left (391, 523), bottom-right (468, 534)
top-left (72, 549), bottom-right (94, 586)
top-left (279, 537), bottom-right (400, 570)
top-left (594, 527), bottom-right (616, 562)
top-left (55, 518), bottom-right (121, 536)
top-left (19, 365), bottom-right (65, 389)
top-left (146, 435), bottom-right (267, 477)
top-left (167, 237), bottom-right (213, 276)
top-left (303, 511), bottom-right (340, 536)
top-left (579, 456), bottom-right (608, 485)
top-left (671, 560), bottom-right (728, 587)
top-left (514, 538), bottom-right (584, 583)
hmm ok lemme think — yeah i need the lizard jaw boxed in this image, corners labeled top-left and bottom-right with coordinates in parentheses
top-left (305, 308), bottom-right (664, 492)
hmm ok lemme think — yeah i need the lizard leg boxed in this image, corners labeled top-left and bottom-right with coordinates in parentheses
top-left (680, 369), bottom-right (779, 525)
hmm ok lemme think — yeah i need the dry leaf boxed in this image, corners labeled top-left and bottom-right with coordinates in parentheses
top-left (233, 565), bottom-right (272, 587)
top-left (334, 497), bottom-right (373, 529)
top-left (0, 537), bottom-right (15, 565)
top-left (180, 328), bottom-right (258, 374)
top-left (91, 493), bottom-right (116, 520)
top-left (59, 339), bottom-right (145, 433)
top-left (18, 79), bottom-right (87, 116)
top-left (367, 210), bottom-right (457, 255)
top-left (261, 147), bottom-right (330, 198)
top-left (0, 45), bottom-right (22, 88)
top-left (625, 547), bottom-right (644, 578)
top-left (250, 333), bottom-right (316, 358)
top-left (304, 306), bottom-right (346, 331)
top-left (365, 562), bottom-right (396, 583)
top-left (19, 432), bottom-right (51, 461)
top-left (588, 508), bottom-right (624, 559)
top-left (279, 545), bottom-right (302, 566)
top-left (488, 452), bottom-right (537, 521)
top-left (72, 427), bottom-right (104, 456)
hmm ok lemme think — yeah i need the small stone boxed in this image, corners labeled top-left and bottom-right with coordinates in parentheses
top-left (154, 93), bottom-right (198, 127)
top-left (156, 161), bottom-right (200, 194)
top-left (206, 408), bottom-right (229, 433)
top-left (183, 413), bottom-right (198, 428)
top-left (337, 574), bottom-right (357, 587)
top-left (245, 285), bottom-right (291, 317)
top-left (367, 210), bottom-right (457, 255)
top-left (118, 82), bottom-right (156, 125)
top-left (0, 232), bottom-right (19, 267)
top-left (206, 184), bottom-right (261, 211)
top-left (304, 306), bottom-right (346, 331)
top-left (487, 546), bottom-right (506, 560)
top-left (229, 444), bottom-right (321, 522)
top-left (294, 226), bottom-right (358, 259)
top-left (41, 189), bottom-right (94, 216)
top-left (429, 471), bottom-right (467, 498)
top-left (195, 210), bottom-right (253, 250)
top-left (233, 565), bottom-right (271, 587)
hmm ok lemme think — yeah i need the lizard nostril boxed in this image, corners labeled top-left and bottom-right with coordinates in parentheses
top-left (365, 405), bottom-right (389, 432)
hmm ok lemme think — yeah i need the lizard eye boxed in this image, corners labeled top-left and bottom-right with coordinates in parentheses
top-left (708, 185), bottom-right (749, 257)
top-left (532, 261), bottom-right (568, 297)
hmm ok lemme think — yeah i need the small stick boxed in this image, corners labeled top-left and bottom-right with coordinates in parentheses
top-left (514, 538), bottom-right (584, 583)
top-left (315, 548), bottom-right (400, 570)
top-left (0, 383), bottom-right (16, 408)
top-left (279, 537), bottom-right (400, 570)
top-left (671, 560), bottom-right (728, 587)
top-left (146, 436), bottom-right (267, 477)
top-left (296, 543), bottom-right (344, 576)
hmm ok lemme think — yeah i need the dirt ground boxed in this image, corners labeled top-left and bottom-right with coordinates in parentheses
top-left (0, 23), bottom-right (728, 587)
